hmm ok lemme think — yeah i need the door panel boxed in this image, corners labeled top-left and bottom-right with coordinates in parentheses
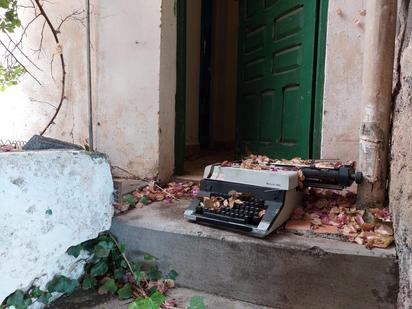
top-left (237, 0), bottom-right (318, 159)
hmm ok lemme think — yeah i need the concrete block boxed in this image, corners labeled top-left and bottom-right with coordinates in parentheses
top-left (112, 201), bottom-right (398, 309)
top-left (0, 150), bottom-right (114, 304)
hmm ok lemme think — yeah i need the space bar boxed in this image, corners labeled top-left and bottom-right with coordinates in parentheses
top-left (202, 212), bottom-right (246, 224)
top-left (197, 216), bottom-right (252, 232)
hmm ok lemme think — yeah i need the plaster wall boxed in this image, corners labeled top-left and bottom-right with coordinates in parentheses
top-left (0, 0), bottom-right (89, 145)
top-left (321, 0), bottom-right (366, 161)
top-left (0, 0), bottom-right (176, 179)
top-left (0, 150), bottom-right (113, 304)
top-left (92, 0), bottom-right (163, 178)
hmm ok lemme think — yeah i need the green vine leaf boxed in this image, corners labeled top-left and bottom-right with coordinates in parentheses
top-left (66, 244), bottom-right (82, 258)
top-left (117, 284), bottom-right (133, 300)
top-left (82, 276), bottom-right (97, 290)
top-left (188, 296), bottom-right (206, 309)
top-left (134, 271), bottom-right (147, 282)
top-left (0, 0), bottom-right (9, 9)
top-left (98, 279), bottom-right (118, 294)
top-left (166, 270), bottom-right (179, 281)
top-left (5, 290), bottom-right (32, 309)
top-left (30, 287), bottom-right (42, 298)
top-left (94, 241), bottom-right (114, 258)
top-left (90, 260), bottom-right (109, 277)
top-left (0, 65), bottom-right (25, 92)
top-left (114, 269), bottom-right (126, 280)
top-left (128, 292), bottom-right (166, 309)
top-left (139, 196), bottom-right (150, 206)
top-left (144, 254), bottom-right (158, 261)
top-left (123, 194), bottom-right (136, 207)
top-left (148, 266), bottom-right (162, 281)
top-left (46, 275), bottom-right (79, 295)
top-left (37, 292), bottom-right (52, 304)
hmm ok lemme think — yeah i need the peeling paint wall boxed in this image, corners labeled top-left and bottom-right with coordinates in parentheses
top-left (0, 150), bottom-right (113, 304)
top-left (92, 0), bottom-right (163, 178)
top-left (321, 0), bottom-right (366, 161)
top-left (0, 0), bottom-right (89, 145)
top-left (0, 0), bottom-right (176, 180)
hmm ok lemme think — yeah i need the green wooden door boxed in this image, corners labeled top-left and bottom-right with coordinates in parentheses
top-left (237, 0), bottom-right (318, 159)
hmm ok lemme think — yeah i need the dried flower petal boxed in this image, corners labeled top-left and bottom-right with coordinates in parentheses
top-left (375, 224), bottom-right (394, 236)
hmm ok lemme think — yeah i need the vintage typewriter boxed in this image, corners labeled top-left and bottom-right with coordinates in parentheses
top-left (184, 159), bottom-right (363, 237)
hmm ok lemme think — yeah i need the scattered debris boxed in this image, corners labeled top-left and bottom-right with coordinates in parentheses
top-left (287, 188), bottom-right (394, 249)
top-left (0, 144), bottom-right (17, 152)
top-left (222, 154), bottom-right (354, 171)
top-left (197, 191), bottom-right (266, 219)
top-left (114, 181), bottom-right (199, 214)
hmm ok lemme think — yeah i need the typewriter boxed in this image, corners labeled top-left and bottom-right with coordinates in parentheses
top-left (184, 159), bottom-right (363, 237)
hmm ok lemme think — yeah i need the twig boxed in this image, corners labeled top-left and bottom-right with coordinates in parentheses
top-left (32, 20), bottom-right (47, 58)
top-left (4, 32), bottom-right (42, 71)
top-left (111, 166), bottom-right (152, 184)
top-left (154, 183), bottom-right (179, 201)
top-left (110, 165), bottom-right (179, 200)
top-left (9, 14), bottom-right (41, 54)
top-left (0, 40), bottom-right (42, 85)
top-left (107, 233), bottom-right (147, 297)
top-left (57, 9), bottom-right (85, 32)
top-left (29, 97), bottom-right (57, 109)
top-left (34, 0), bottom-right (67, 136)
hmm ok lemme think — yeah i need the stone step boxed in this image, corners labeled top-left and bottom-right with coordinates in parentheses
top-left (51, 287), bottom-right (274, 308)
top-left (111, 201), bottom-right (399, 309)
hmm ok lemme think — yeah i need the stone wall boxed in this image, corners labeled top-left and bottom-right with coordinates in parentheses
top-left (0, 150), bottom-right (113, 304)
top-left (390, 0), bottom-right (412, 307)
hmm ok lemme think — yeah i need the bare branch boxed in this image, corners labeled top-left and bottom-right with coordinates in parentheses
top-left (34, 0), bottom-right (67, 136)
top-left (32, 19), bottom-right (46, 58)
top-left (29, 97), bottom-right (57, 109)
top-left (57, 9), bottom-right (85, 32)
top-left (0, 40), bottom-right (42, 85)
top-left (4, 32), bottom-right (42, 71)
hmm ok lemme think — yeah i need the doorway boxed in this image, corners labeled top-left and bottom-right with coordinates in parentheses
top-left (175, 0), bottom-right (328, 177)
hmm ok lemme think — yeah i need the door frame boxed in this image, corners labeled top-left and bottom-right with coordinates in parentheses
top-left (311, 0), bottom-right (329, 159)
top-left (175, 0), bottom-right (187, 175)
top-left (174, 0), bottom-right (329, 173)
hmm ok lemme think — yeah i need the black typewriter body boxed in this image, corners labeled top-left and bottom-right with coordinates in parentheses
top-left (184, 178), bottom-right (300, 237)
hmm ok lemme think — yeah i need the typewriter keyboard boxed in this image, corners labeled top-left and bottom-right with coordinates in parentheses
top-left (195, 192), bottom-right (267, 226)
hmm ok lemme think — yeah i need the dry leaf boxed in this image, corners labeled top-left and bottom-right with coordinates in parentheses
top-left (375, 224), bottom-right (394, 236)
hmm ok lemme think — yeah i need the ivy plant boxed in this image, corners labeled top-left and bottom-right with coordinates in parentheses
top-left (0, 0), bottom-right (25, 91)
top-left (0, 0), bottom-right (21, 32)
top-left (1, 232), bottom-right (206, 309)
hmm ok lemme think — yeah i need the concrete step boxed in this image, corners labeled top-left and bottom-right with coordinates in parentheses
top-left (111, 200), bottom-right (399, 309)
top-left (50, 287), bottom-right (274, 308)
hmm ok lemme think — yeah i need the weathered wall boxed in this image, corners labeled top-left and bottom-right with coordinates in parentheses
top-left (0, 0), bottom-right (176, 180)
top-left (0, 150), bottom-right (113, 304)
top-left (0, 0), bottom-right (89, 145)
top-left (321, 0), bottom-right (366, 161)
top-left (390, 1), bottom-right (412, 307)
top-left (92, 0), bottom-right (163, 178)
